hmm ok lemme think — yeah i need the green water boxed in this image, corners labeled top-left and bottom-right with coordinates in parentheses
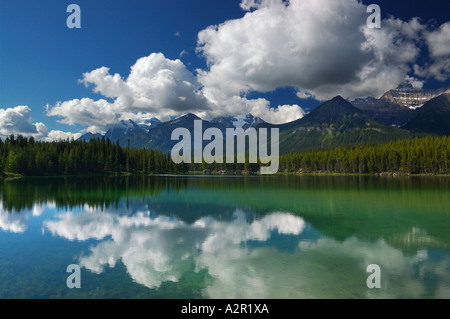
top-left (0, 175), bottom-right (449, 299)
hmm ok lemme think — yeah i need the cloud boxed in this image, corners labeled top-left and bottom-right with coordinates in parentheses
top-left (44, 207), bottom-right (197, 288)
top-left (44, 205), bottom-right (306, 290)
top-left (414, 22), bottom-right (450, 81)
top-left (195, 211), bottom-right (305, 253)
top-left (43, 202), bottom-right (450, 298)
top-left (41, 0), bottom-right (448, 129)
top-left (0, 201), bottom-right (48, 233)
top-left (198, 89), bottom-right (305, 124)
top-left (197, 0), bottom-right (441, 101)
top-left (0, 204), bottom-right (28, 233)
top-left (43, 130), bottom-right (82, 142)
top-left (426, 22), bottom-right (450, 58)
top-left (251, 103), bottom-right (306, 124)
top-left (46, 51), bottom-right (306, 127)
top-left (0, 106), bottom-right (41, 137)
top-left (81, 53), bottom-right (210, 115)
top-left (0, 105), bottom-right (83, 141)
top-left (46, 98), bottom-right (118, 133)
top-left (179, 49), bottom-right (189, 58)
top-left (199, 236), bottom-right (436, 299)
top-left (47, 53), bottom-right (212, 129)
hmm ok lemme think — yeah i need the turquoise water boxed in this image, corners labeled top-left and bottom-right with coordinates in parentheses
top-left (0, 175), bottom-right (449, 298)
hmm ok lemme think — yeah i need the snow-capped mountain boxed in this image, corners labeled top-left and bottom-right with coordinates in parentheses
top-left (78, 113), bottom-right (267, 150)
top-left (211, 113), bottom-right (266, 130)
top-left (351, 83), bottom-right (450, 126)
top-left (351, 95), bottom-right (415, 126)
top-left (104, 120), bottom-right (147, 142)
top-left (380, 82), bottom-right (450, 109)
top-left (76, 85), bottom-right (450, 154)
top-left (138, 117), bottom-right (161, 132)
top-left (78, 132), bottom-right (103, 142)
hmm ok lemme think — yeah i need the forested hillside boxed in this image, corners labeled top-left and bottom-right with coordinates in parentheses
top-left (0, 135), bottom-right (185, 176)
top-left (279, 136), bottom-right (449, 174)
top-left (0, 135), bottom-right (448, 176)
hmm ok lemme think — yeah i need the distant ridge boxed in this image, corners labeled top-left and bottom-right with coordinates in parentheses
top-left (402, 92), bottom-right (450, 136)
top-left (303, 96), bottom-right (365, 123)
top-left (77, 85), bottom-right (450, 155)
top-left (352, 83), bottom-right (450, 126)
top-left (380, 83), bottom-right (450, 109)
top-left (276, 96), bottom-right (410, 154)
top-left (79, 132), bottom-right (103, 142)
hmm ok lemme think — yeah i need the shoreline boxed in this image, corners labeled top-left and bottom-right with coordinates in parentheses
top-left (1, 171), bottom-right (449, 180)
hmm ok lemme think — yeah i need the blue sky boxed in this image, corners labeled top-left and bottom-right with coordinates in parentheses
top-left (0, 0), bottom-right (449, 140)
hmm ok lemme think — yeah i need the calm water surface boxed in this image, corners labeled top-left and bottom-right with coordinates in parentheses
top-left (0, 175), bottom-right (449, 299)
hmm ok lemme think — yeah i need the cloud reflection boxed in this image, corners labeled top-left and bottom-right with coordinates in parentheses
top-left (43, 203), bottom-right (450, 298)
top-left (44, 205), bottom-right (305, 289)
top-left (0, 201), bottom-right (47, 233)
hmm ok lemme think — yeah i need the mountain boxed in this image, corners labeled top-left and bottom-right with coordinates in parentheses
top-left (351, 96), bottom-right (415, 126)
top-left (380, 83), bottom-right (449, 109)
top-left (78, 132), bottom-right (103, 142)
top-left (138, 117), bottom-right (161, 131)
top-left (276, 96), bottom-right (410, 154)
top-left (79, 118), bottom-right (161, 147)
top-left (78, 113), bottom-right (266, 153)
top-left (402, 92), bottom-right (450, 136)
top-left (102, 120), bottom-right (150, 148)
top-left (144, 113), bottom-right (224, 153)
top-left (301, 95), bottom-right (365, 123)
top-left (77, 98), bottom-right (412, 155)
top-left (351, 84), bottom-right (449, 126)
top-left (76, 87), bottom-right (449, 156)
top-left (105, 120), bottom-right (145, 141)
top-left (211, 114), bottom-right (266, 130)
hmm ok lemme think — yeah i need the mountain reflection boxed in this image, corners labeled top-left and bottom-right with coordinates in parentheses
top-left (43, 201), bottom-right (450, 298)
top-left (44, 202), bottom-right (306, 290)
top-left (1, 176), bottom-right (449, 298)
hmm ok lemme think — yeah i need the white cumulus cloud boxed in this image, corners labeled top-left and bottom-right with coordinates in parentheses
top-left (0, 105), bottom-right (82, 141)
top-left (414, 22), bottom-right (450, 81)
top-left (39, 0), bottom-right (450, 129)
top-left (43, 130), bottom-right (82, 142)
top-left (197, 0), bottom-right (442, 101)
top-left (0, 106), bottom-right (41, 137)
top-left (46, 53), bottom-right (213, 130)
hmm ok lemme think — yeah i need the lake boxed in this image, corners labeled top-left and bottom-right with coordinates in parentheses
top-left (0, 175), bottom-right (449, 299)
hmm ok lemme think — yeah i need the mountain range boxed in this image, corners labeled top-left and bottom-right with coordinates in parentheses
top-left (351, 83), bottom-right (449, 126)
top-left (81, 113), bottom-right (267, 153)
top-left (272, 96), bottom-right (411, 154)
top-left (79, 84), bottom-right (450, 154)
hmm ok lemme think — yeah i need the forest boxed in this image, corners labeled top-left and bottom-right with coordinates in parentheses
top-left (0, 135), bottom-right (448, 176)
top-left (279, 136), bottom-right (449, 175)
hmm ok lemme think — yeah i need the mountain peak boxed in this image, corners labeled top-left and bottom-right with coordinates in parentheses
top-left (402, 92), bottom-right (450, 135)
top-left (380, 84), bottom-right (450, 109)
top-left (330, 95), bottom-right (347, 102)
top-left (304, 96), bottom-right (363, 123)
top-left (395, 82), bottom-right (415, 91)
top-left (211, 113), bottom-right (266, 129)
top-left (173, 113), bottom-right (201, 121)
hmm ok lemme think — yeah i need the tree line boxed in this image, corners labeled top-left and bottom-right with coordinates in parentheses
top-left (0, 135), bottom-right (185, 176)
top-left (0, 135), bottom-right (448, 176)
top-left (279, 136), bottom-right (449, 175)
